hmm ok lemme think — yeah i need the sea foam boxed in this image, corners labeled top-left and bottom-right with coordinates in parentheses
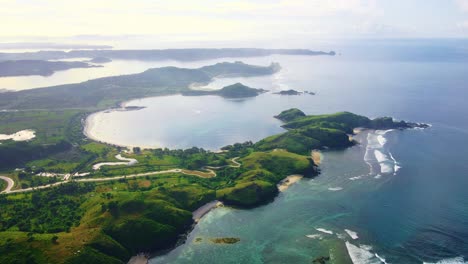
top-left (344, 229), bottom-right (359, 240)
top-left (345, 242), bottom-right (386, 264)
top-left (305, 234), bottom-right (322, 239)
top-left (315, 228), bottom-right (333, 235)
top-left (364, 129), bottom-right (399, 175)
top-left (423, 257), bottom-right (468, 264)
top-left (374, 150), bottom-right (393, 174)
top-left (389, 152), bottom-right (401, 175)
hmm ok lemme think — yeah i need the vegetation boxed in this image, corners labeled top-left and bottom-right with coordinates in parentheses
top-left (0, 110), bottom-right (93, 171)
top-left (216, 150), bottom-right (316, 207)
top-left (0, 60), bottom-right (100, 77)
top-left (183, 82), bottom-right (268, 98)
top-left (0, 62), bottom-right (280, 110)
top-left (0, 56), bottom-right (424, 264)
top-left (256, 109), bottom-right (426, 155)
top-left (274, 108), bottom-right (306, 122)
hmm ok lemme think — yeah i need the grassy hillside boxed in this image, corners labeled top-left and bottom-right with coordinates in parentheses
top-left (216, 150), bottom-right (316, 207)
top-left (0, 103), bottom-right (425, 263)
top-left (256, 109), bottom-right (424, 155)
top-left (0, 148), bottom-right (316, 263)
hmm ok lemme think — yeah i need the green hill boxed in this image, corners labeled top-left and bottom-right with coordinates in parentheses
top-left (183, 82), bottom-right (267, 98)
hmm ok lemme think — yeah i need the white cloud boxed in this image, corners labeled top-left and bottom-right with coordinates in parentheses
top-left (456, 0), bottom-right (468, 12)
top-left (0, 0), bottom-right (462, 40)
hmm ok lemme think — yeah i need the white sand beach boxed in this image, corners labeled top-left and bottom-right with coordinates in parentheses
top-left (0, 129), bottom-right (35, 141)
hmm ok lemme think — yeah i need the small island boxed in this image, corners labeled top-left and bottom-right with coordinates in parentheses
top-left (183, 82), bottom-right (268, 98)
top-left (273, 89), bottom-right (315, 96)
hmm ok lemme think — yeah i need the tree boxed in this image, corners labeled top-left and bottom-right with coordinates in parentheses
top-left (133, 147), bottom-right (141, 154)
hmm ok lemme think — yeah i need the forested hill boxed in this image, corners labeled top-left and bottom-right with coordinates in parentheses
top-left (256, 109), bottom-right (429, 155)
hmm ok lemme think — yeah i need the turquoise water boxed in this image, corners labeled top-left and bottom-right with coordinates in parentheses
top-left (150, 126), bottom-right (468, 264)
top-left (86, 40), bottom-right (468, 263)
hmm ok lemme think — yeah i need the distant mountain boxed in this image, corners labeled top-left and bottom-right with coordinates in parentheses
top-left (0, 60), bottom-right (100, 77)
top-left (0, 48), bottom-right (336, 61)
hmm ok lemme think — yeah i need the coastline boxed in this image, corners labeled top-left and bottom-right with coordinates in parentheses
top-left (0, 129), bottom-right (36, 142)
top-left (192, 200), bottom-right (224, 223)
top-left (128, 254), bottom-right (149, 264)
top-left (83, 107), bottom-right (156, 150)
top-left (311, 150), bottom-right (322, 165)
top-left (277, 175), bottom-right (303, 192)
top-left (131, 200), bottom-right (225, 264)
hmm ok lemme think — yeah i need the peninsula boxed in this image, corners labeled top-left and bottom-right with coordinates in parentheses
top-left (0, 60), bottom-right (101, 77)
top-left (0, 61), bottom-right (279, 110)
top-left (0, 107), bottom-right (426, 264)
top-left (0, 48), bottom-right (336, 61)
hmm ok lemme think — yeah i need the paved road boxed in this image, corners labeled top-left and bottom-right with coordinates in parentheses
top-left (0, 176), bottom-right (14, 193)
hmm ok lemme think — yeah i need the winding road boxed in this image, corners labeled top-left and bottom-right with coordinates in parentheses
top-left (0, 176), bottom-right (14, 193)
top-left (0, 157), bottom-right (241, 194)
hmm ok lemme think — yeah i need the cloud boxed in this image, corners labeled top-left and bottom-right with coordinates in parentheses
top-left (457, 20), bottom-right (468, 30)
top-left (456, 0), bottom-right (468, 12)
top-left (0, 0), bottom-right (462, 40)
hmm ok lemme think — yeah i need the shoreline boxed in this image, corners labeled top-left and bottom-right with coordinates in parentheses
top-left (127, 254), bottom-right (149, 264)
top-left (192, 200), bottom-right (224, 223)
top-left (311, 150), bottom-right (322, 165)
top-left (277, 175), bottom-right (304, 192)
top-left (131, 200), bottom-right (225, 264)
top-left (0, 129), bottom-right (36, 142)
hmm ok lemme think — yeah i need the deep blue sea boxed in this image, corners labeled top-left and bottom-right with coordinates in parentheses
top-left (84, 39), bottom-right (468, 263)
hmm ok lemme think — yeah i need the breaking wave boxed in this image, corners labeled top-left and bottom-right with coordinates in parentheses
top-left (345, 242), bottom-right (388, 264)
top-left (364, 130), bottom-right (401, 176)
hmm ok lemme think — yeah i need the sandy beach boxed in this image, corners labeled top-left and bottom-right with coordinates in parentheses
top-left (127, 254), bottom-right (149, 264)
top-left (192, 200), bottom-right (224, 222)
top-left (0, 129), bottom-right (35, 141)
top-left (311, 150), bottom-right (322, 165)
top-left (277, 175), bottom-right (303, 192)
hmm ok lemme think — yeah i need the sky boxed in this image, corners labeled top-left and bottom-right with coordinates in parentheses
top-left (1, 0), bottom-right (468, 47)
